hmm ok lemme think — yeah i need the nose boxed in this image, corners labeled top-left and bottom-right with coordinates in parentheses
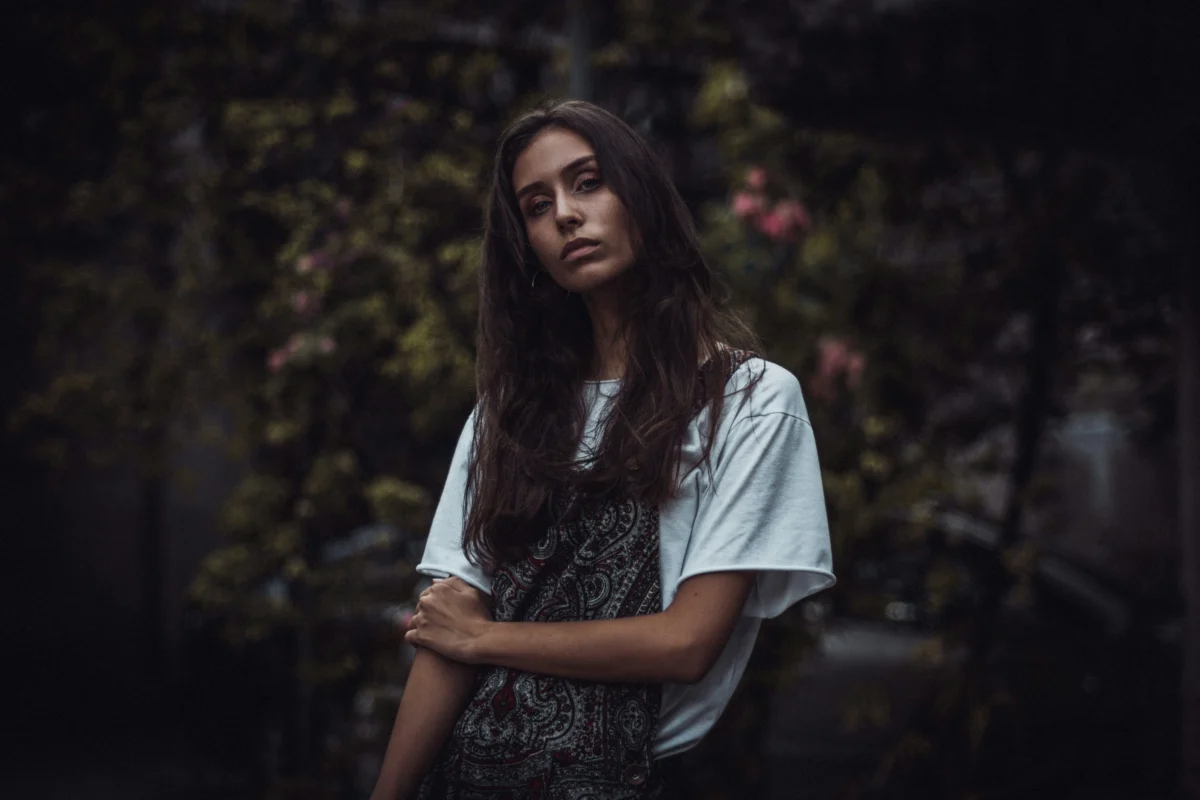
top-left (553, 188), bottom-right (583, 230)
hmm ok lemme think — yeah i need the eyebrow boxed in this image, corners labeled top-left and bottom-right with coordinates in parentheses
top-left (514, 154), bottom-right (598, 201)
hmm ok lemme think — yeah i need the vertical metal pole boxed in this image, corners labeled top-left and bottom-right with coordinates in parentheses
top-left (567, 0), bottom-right (592, 101)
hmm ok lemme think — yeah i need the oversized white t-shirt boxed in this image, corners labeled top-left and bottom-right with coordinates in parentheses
top-left (416, 356), bottom-right (835, 758)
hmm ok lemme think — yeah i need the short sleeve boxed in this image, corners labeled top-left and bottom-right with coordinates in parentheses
top-left (679, 409), bottom-right (836, 619)
top-left (415, 408), bottom-right (494, 596)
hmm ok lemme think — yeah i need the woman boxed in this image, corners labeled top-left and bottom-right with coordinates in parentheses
top-left (370, 100), bottom-right (835, 800)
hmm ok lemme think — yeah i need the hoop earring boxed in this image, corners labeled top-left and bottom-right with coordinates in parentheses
top-left (530, 269), bottom-right (573, 297)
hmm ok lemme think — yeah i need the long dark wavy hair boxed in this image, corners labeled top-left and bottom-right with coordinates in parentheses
top-left (463, 99), bottom-right (764, 570)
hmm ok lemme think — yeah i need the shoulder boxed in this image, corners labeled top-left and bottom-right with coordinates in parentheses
top-left (724, 354), bottom-right (810, 424)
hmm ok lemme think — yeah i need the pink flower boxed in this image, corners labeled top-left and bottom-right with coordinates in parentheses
top-left (745, 167), bottom-right (767, 190)
top-left (817, 337), bottom-right (850, 378)
top-left (846, 352), bottom-right (866, 387)
top-left (291, 291), bottom-right (320, 315)
top-left (775, 199), bottom-right (812, 232)
top-left (731, 191), bottom-right (766, 220)
top-left (755, 209), bottom-right (791, 241)
top-left (267, 349), bottom-right (289, 373)
top-left (756, 200), bottom-right (811, 242)
top-left (812, 336), bottom-right (866, 400)
top-left (285, 333), bottom-right (306, 355)
top-left (318, 336), bottom-right (336, 355)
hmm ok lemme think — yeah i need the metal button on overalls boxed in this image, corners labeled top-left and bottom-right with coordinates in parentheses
top-left (622, 763), bottom-right (648, 787)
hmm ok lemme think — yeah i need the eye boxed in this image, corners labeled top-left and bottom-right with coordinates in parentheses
top-left (575, 173), bottom-right (602, 192)
top-left (528, 198), bottom-right (551, 217)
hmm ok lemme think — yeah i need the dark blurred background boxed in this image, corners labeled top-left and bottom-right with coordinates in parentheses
top-left (1, 1), bottom-right (1196, 798)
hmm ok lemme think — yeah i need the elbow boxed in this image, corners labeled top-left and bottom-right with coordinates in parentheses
top-left (672, 639), bottom-right (720, 685)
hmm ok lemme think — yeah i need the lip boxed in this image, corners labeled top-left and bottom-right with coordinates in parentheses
top-left (561, 237), bottom-right (601, 262)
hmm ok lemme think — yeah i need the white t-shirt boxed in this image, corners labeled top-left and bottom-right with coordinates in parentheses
top-left (416, 356), bottom-right (835, 758)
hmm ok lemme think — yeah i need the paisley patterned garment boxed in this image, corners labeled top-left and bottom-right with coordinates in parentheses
top-left (416, 350), bottom-right (756, 800)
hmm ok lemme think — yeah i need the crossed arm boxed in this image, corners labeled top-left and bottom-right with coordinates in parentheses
top-left (368, 570), bottom-right (754, 800)
top-left (407, 570), bottom-right (757, 685)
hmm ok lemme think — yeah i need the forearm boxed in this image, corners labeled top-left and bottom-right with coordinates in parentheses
top-left (472, 612), bottom-right (698, 684)
top-left (370, 647), bottom-right (478, 800)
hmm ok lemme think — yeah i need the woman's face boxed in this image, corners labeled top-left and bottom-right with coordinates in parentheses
top-left (511, 127), bottom-right (637, 296)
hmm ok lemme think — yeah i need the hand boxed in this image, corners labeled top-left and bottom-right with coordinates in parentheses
top-left (405, 577), bottom-right (492, 664)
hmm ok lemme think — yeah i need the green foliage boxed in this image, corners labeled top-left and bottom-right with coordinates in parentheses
top-left (365, 476), bottom-right (432, 531)
top-left (171, 10), bottom-right (536, 655)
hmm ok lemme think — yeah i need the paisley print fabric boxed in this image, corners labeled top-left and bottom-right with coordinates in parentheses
top-left (416, 350), bottom-right (756, 800)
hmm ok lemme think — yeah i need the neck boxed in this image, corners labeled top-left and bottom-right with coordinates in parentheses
top-left (582, 286), bottom-right (629, 381)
